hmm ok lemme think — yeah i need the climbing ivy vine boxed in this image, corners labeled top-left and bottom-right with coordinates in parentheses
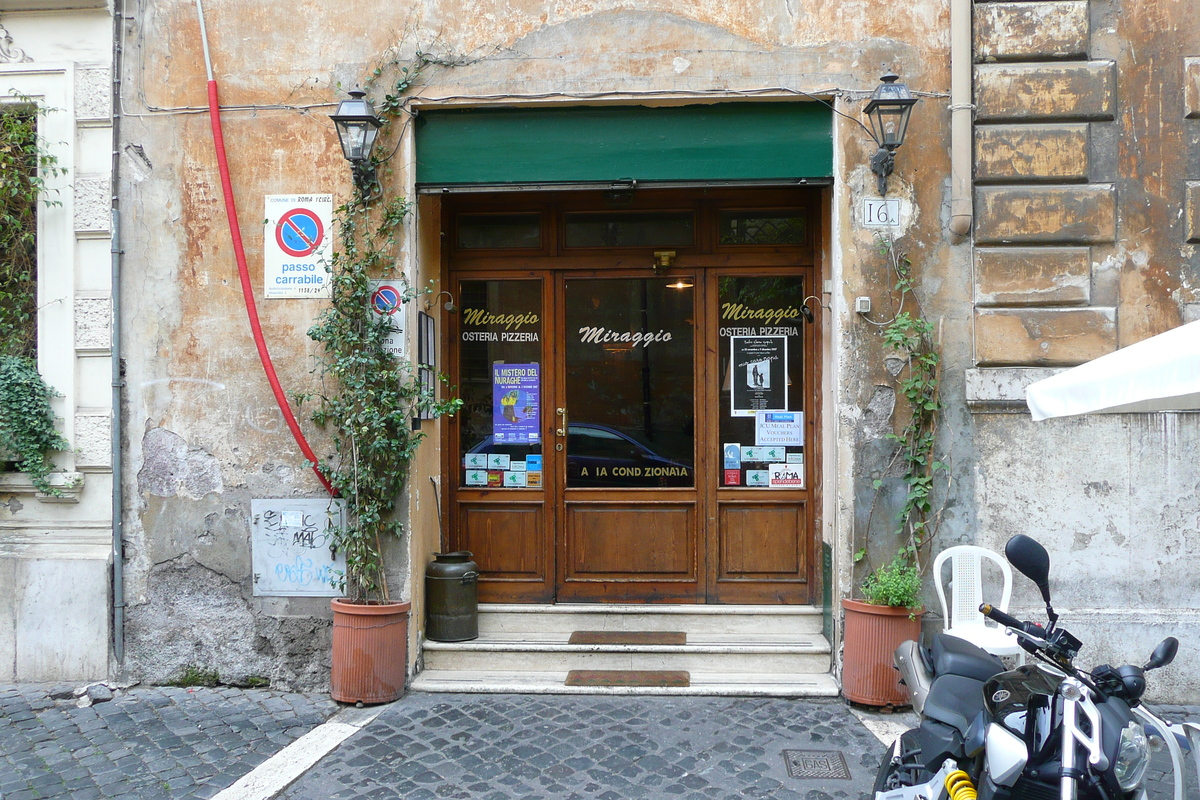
top-left (300, 57), bottom-right (461, 604)
top-left (857, 235), bottom-right (947, 598)
top-left (0, 356), bottom-right (70, 492)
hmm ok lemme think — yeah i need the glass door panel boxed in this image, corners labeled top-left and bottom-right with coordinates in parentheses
top-left (457, 279), bottom-right (544, 490)
top-left (717, 276), bottom-right (807, 489)
top-left (563, 278), bottom-right (695, 488)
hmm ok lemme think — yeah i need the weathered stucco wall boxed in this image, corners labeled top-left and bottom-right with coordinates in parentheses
top-left (118, 0), bottom-right (957, 691)
top-left (117, 0), bottom-right (1200, 701)
top-left (975, 413), bottom-right (1200, 702)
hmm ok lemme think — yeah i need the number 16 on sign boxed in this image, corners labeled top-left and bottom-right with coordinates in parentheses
top-left (863, 199), bottom-right (901, 228)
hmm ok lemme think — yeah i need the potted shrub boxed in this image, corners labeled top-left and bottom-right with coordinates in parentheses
top-left (304, 195), bottom-right (460, 705)
top-left (842, 556), bottom-right (923, 706)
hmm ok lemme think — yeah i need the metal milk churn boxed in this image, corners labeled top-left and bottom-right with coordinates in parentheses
top-left (424, 551), bottom-right (479, 642)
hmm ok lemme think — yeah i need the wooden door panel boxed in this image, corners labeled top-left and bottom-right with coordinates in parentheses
top-left (460, 502), bottom-right (551, 602)
top-left (712, 501), bottom-right (810, 603)
top-left (564, 503), bottom-right (694, 578)
top-left (718, 503), bottom-right (804, 576)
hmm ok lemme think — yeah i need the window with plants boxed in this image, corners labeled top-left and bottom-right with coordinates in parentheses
top-left (0, 100), bottom-right (68, 493)
top-left (1, 103), bottom-right (39, 359)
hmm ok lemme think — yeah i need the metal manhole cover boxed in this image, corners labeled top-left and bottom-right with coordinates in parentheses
top-left (782, 750), bottom-right (851, 780)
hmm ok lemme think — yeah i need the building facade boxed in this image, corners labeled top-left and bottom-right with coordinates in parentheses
top-left (0, 0), bottom-right (115, 682)
top-left (3, 0), bottom-right (1198, 700)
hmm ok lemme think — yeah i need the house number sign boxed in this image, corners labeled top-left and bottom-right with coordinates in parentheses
top-left (862, 199), bottom-right (901, 228)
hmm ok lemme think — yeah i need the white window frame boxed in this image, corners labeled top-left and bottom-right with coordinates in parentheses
top-left (2, 64), bottom-right (81, 493)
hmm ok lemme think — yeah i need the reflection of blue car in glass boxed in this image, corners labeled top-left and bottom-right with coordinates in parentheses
top-left (466, 423), bottom-right (692, 487)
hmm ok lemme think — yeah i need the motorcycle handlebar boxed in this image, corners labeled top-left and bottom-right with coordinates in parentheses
top-left (979, 603), bottom-right (1026, 630)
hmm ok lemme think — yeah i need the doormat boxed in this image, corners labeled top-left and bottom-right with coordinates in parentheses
top-left (568, 631), bottom-right (687, 646)
top-left (782, 750), bottom-right (851, 780)
top-left (565, 670), bottom-right (691, 687)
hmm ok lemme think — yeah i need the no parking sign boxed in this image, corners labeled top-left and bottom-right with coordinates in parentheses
top-left (264, 194), bottom-right (333, 298)
top-left (369, 280), bottom-right (405, 358)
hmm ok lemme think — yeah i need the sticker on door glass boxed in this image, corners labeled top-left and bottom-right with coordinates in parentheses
top-left (742, 446), bottom-right (769, 462)
top-left (465, 469), bottom-right (489, 486)
top-left (746, 469), bottom-right (770, 487)
top-left (493, 363), bottom-right (540, 443)
top-left (755, 411), bottom-right (803, 447)
top-left (464, 453), bottom-right (488, 469)
top-left (768, 462), bottom-right (804, 489)
top-left (723, 443), bottom-right (742, 469)
top-left (760, 446), bottom-right (787, 463)
top-left (730, 336), bottom-right (787, 417)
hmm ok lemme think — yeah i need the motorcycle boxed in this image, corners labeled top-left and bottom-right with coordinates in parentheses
top-left (875, 533), bottom-right (1200, 800)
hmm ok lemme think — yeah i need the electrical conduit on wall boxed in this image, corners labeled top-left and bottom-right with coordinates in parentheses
top-left (194, 0), bottom-right (333, 495)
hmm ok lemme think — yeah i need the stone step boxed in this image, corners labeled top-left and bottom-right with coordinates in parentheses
top-left (416, 604), bottom-right (835, 696)
top-left (410, 669), bottom-right (841, 697)
top-left (421, 632), bottom-right (832, 674)
top-left (476, 603), bottom-right (826, 636)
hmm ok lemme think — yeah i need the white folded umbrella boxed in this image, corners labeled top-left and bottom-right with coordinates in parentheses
top-left (1025, 319), bottom-right (1200, 421)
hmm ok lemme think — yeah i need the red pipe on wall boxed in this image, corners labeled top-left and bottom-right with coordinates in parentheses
top-left (205, 80), bottom-right (335, 495)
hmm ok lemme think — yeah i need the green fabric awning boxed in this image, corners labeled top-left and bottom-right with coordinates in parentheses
top-left (414, 102), bottom-right (833, 188)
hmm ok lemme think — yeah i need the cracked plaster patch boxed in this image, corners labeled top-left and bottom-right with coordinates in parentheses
top-left (138, 427), bottom-right (223, 499)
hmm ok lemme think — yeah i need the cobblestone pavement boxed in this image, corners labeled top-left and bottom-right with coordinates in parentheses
top-left (1145, 706), bottom-right (1200, 800)
top-left (0, 684), bottom-right (338, 800)
top-left (0, 683), bottom-right (1196, 800)
top-left (278, 694), bottom-right (885, 800)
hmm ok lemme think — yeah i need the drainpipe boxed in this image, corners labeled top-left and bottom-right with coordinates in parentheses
top-left (110, 0), bottom-right (125, 664)
top-left (948, 0), bottom-right (974, 237)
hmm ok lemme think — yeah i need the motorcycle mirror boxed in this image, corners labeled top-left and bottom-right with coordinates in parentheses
top-left (1146, 637), bottom-right (1179, 670)
top-left (1005, 534), bottom-right (1052, 603)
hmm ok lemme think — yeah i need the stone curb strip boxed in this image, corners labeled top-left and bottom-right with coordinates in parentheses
top-left (211, 704), bottom-right (385, 800)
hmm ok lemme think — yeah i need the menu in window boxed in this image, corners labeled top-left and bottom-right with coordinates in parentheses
top-left (730, 336), bottom-right (788, 417)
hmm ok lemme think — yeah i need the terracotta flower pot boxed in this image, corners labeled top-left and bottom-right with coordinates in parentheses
top-left (841, 598), bottom-right (922, 707)
top-left (330, 599), bottom-right (411, 704)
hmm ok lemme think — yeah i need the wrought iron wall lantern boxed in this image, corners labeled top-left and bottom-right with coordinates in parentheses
top-left (863, 73), bottom-right (918, 196)
top-left (330, 88), bottom-right (383, 203)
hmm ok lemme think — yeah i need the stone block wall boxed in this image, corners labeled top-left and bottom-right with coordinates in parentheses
top-left (966, 0), bottom-right (1200, 702)
top-left (972, 0), bottom-right (1117, 367)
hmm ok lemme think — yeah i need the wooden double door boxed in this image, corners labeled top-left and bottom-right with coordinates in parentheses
top-left (444, 190), bottom-right (821, 604)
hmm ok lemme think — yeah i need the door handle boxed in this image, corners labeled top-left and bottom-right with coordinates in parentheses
top-left (556, 407), bottom-right (567, 437)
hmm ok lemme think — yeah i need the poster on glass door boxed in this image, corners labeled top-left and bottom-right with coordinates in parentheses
top-left (730, 336), bottom-right (787, 417)
top-left (492, 363), bottom-right (540, 443)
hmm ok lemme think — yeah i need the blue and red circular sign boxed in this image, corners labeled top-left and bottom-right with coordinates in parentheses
top-left (275, 208), bottom-right (325, 257)
top-left (371, 285), bottom-right (402, 316)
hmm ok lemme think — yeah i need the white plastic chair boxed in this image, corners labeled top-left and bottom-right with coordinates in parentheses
top-left (933, 545), bottom-right (1024, 662)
